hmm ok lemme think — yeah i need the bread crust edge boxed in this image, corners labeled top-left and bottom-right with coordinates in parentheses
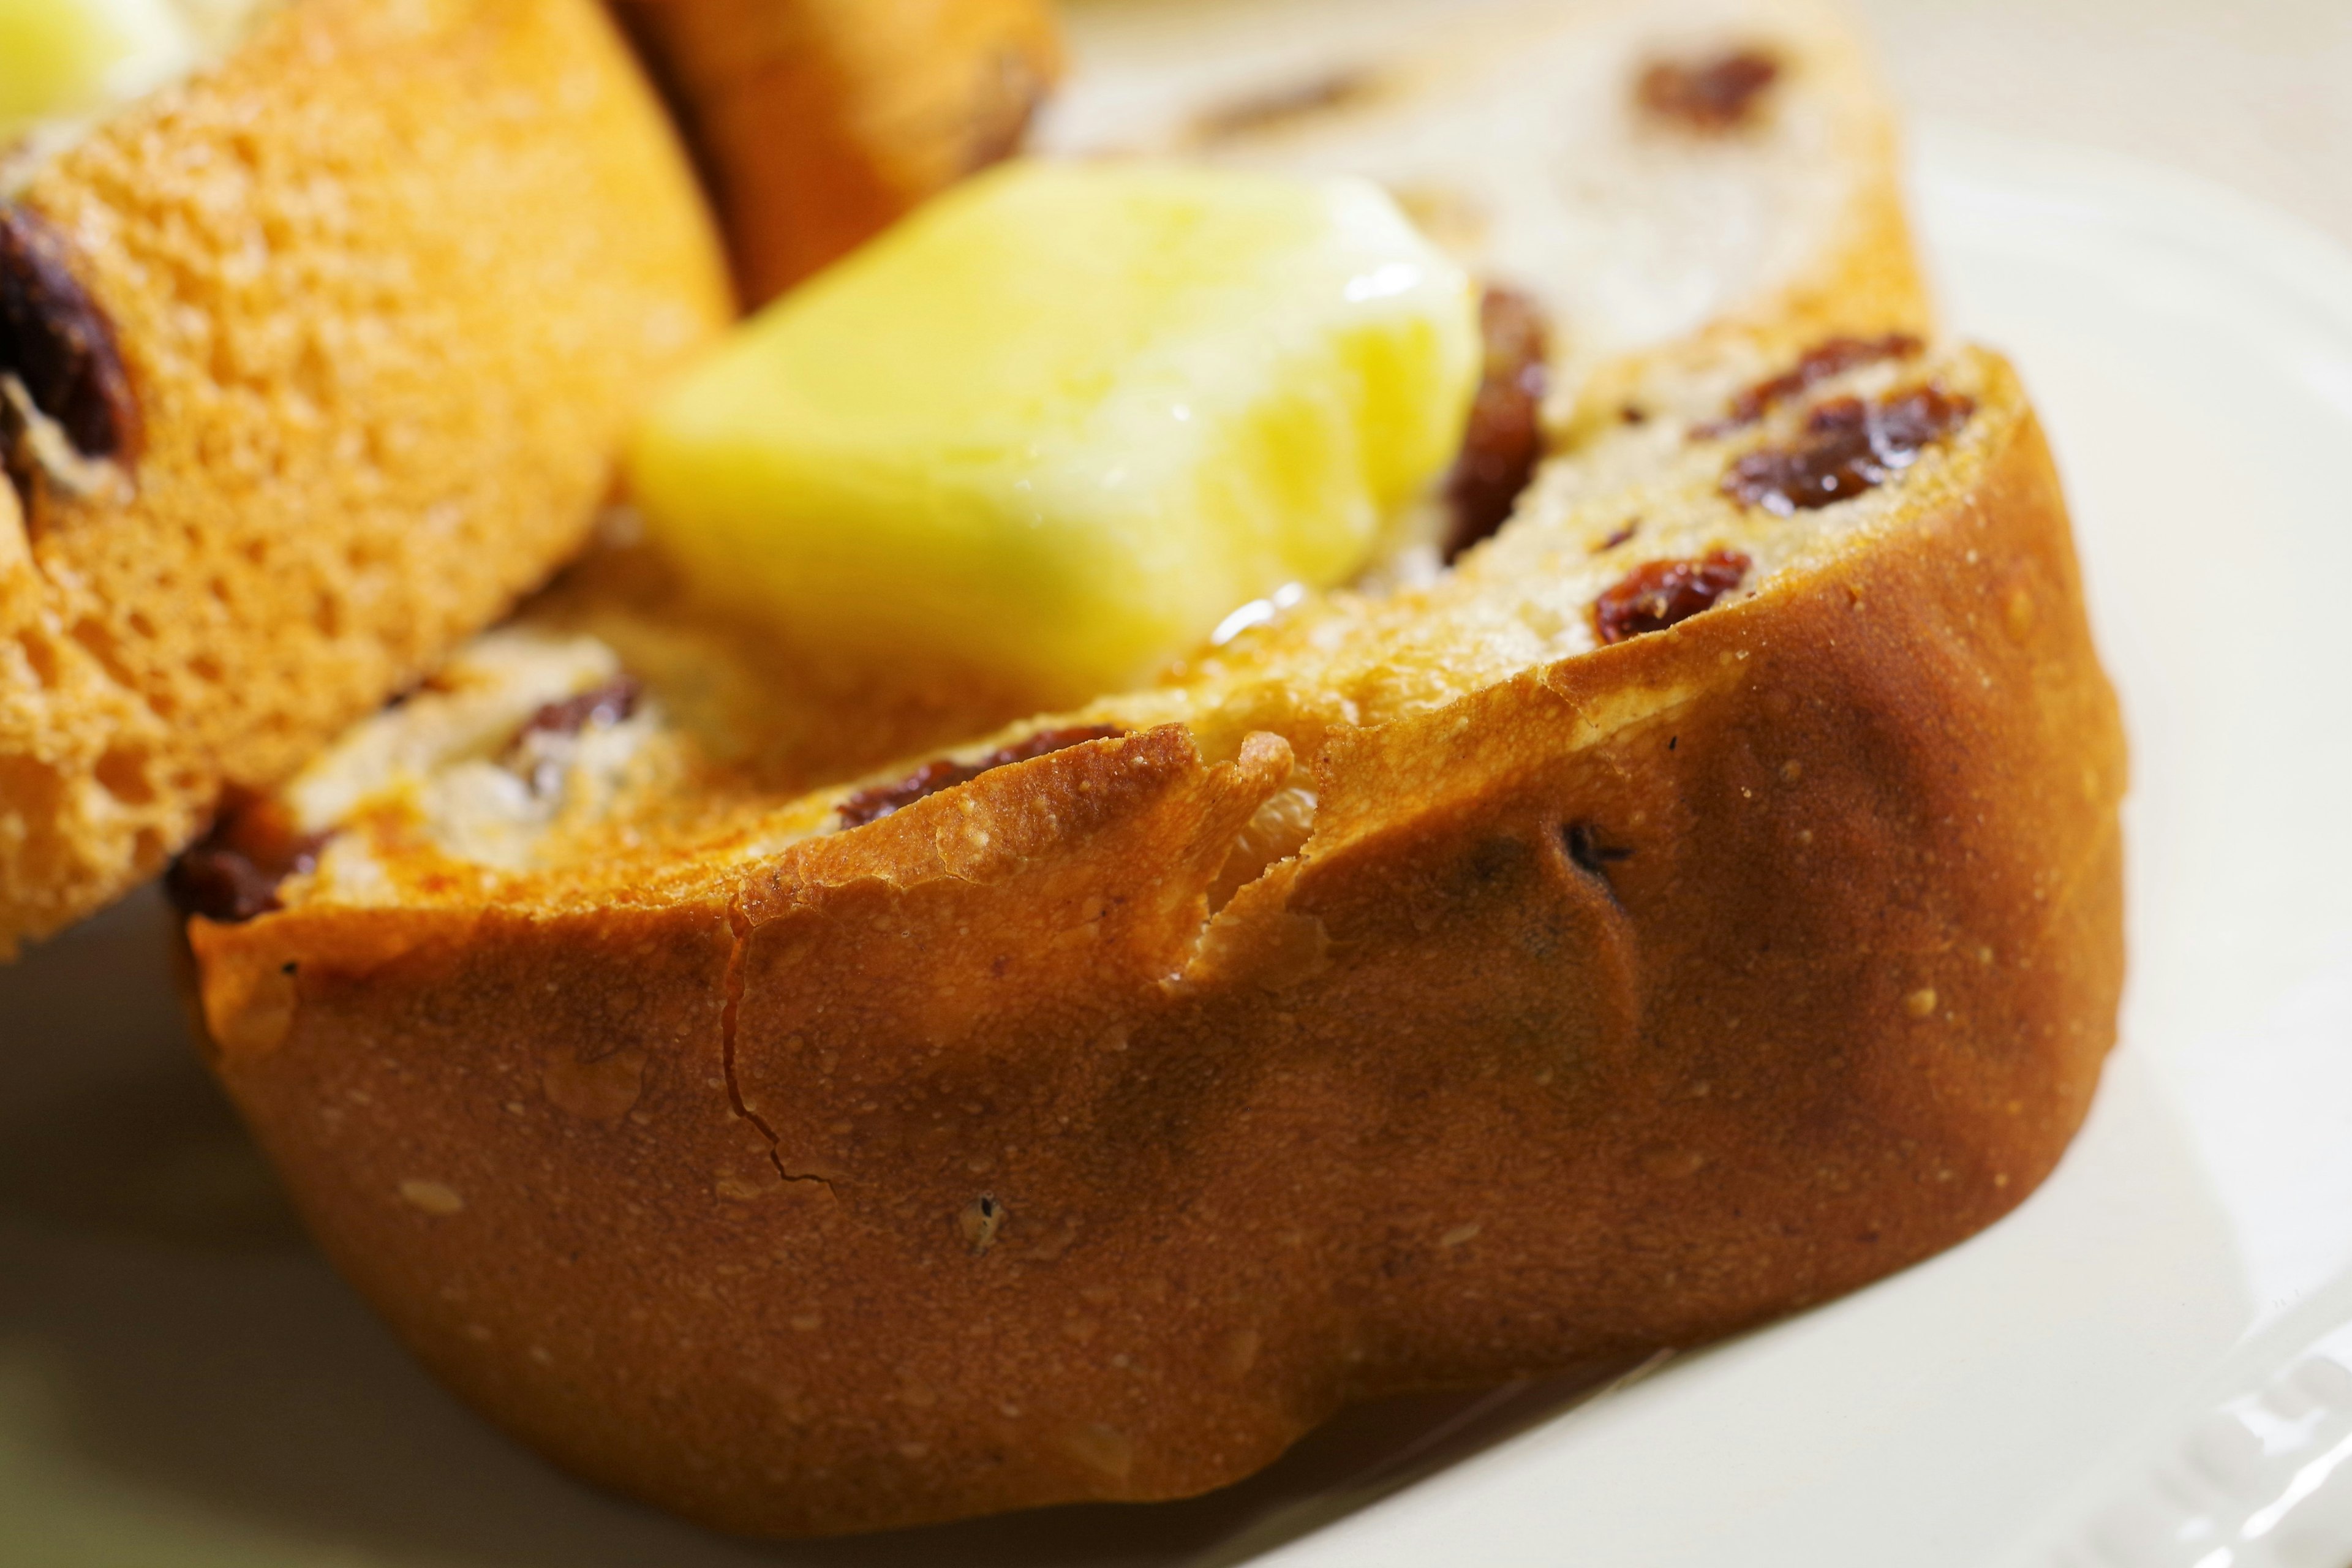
top-left (186, 363), bottom-right (2125, 1536)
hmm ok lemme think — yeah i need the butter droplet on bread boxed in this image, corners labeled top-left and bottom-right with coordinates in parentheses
top-left (398, 1180), bottom-right (466, 1216)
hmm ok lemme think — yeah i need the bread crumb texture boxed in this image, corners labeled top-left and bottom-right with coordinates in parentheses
top-left (0, 0), bottom-right (731, 954)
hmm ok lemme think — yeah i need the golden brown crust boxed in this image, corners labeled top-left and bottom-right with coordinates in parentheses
top-left (0, 0), bottom-right (734, 954)
top-left (614, 0), bottom-right (1064, 304)
top-left (189, 372), bottom-right (2124, 1534)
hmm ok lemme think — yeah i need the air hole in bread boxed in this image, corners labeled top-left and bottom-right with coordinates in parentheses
top-left (961, 1194), bottom-right (1004, 1254)
top-left (67, 616), bottom-right (138, 692)
top-left (18, 632), bottom-right (58, 690)
top-left (1561, 821), bottom-right (1634, 880)
top-left (94, 745), bottom-right (156, 806)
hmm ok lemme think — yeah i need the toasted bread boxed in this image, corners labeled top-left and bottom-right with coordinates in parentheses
top-left (177, 0), bottom-right (2124, 1538)
top-left (0, 0), bottom-right (735, 956)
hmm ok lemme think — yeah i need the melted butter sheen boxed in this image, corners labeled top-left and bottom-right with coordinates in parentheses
top-left (627, 159), bottom-right (1480, 707)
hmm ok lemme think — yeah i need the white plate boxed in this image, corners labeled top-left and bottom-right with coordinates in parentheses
top-left (4, 126), bottom-right (2352, 1568)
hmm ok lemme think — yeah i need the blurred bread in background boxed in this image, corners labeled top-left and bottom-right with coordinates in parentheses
top-left (617, 0), bottom-right (1064, 303)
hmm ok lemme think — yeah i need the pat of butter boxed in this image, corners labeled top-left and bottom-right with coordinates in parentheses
top-left (0, 0), bottom-right (202, 141)
top-left (627, 159), bottom-right (1479, 704)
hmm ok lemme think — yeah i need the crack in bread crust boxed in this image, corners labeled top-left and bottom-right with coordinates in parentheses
top-left (717, 891), bottom-right (831, 1193)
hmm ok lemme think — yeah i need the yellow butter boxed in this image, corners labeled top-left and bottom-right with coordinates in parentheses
top-left (0, 0), bottom-right (200, 141)
top-left (627, 159), bottom-right (1479, 705)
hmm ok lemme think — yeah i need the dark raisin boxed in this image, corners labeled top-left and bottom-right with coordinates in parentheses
top-left (166, 812), bottom-right (328, 924)
top-left (1722, 384), bottom-right (1975, 516)
top-left (1441, 286), bottom-right (1551, 561)
top-left (0, 205), bottom-right (140, 466)
top-left (1872, 384), bottom-right (1977, 452)
top-left (837, 724), bottom-right (1123, 829)
top-left (1637, 48), bottom-right (1781, 133)
top-left (513, 676), bottom-right (642, 747)
top-left (1692, 333), bottom-right (1924, 439)
top-left (1593, 549), bottom-right (1751, 645)
top-left (1594, 520), bottom-right (1639, 553)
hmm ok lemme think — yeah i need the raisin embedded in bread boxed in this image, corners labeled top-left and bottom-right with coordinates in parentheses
top-left (0, 0), bottom-right (734, 957)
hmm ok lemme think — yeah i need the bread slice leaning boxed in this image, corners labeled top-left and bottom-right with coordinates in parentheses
top-left (614, 0), bottom-right (1066, 305)
top-left (0, 0), bottom-right (735, 956)
top-left (177, 0), bottom-right (2125, 1540)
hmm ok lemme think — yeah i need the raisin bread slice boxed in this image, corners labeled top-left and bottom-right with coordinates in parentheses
top-left (0, 0), bottom-right (736, 956)
top-left (173, 0), bottom-right (2123, 1540)
top-left (181, 328), bottom-right (2121, 1534)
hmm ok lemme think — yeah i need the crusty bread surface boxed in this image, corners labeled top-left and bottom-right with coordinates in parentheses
top-left (177, 0), bottom-right (2125, 1539)
top-left (186, 341), bottom-right (2125, 1536)
top-left (0, 0), bottom-right (734, 956)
